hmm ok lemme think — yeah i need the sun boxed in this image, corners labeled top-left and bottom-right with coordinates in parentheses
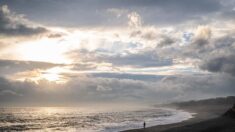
top-left (40, 67), bottom-right (67, 83)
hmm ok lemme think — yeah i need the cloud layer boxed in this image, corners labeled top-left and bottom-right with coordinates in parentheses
top-left (0, 0), bottom-right (235, 106)
top-left (0, 73), bottom-right (234, 106)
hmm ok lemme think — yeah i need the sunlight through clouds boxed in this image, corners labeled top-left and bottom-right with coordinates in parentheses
top-left (0, 0), bottom-right (235, 105)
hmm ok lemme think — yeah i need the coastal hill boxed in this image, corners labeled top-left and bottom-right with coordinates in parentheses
top-left (168, 96), bottom-right (235, 119)
top-left (163, 102), bottom-right (235, 132)
top-left (223, 103), bottom-right (235, 118)
top-left (170, 96), bottom-right (235, 108)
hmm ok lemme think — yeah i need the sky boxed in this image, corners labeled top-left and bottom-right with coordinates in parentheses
top-left (0, 0), bottom-right (235, 106)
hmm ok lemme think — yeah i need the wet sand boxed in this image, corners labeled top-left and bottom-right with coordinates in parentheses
top-left (123, 103), bottom-right (234, 132)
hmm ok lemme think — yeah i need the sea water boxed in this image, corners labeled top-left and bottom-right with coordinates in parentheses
top-left (0, 106), bottom-right (193, 132)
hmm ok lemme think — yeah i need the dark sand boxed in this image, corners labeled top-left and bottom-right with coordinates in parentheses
top-left (123, 103), bottom-right (235, 132)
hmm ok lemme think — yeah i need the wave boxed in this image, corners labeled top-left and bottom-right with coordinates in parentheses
top-left (0, 107), bottom-right (193, 132)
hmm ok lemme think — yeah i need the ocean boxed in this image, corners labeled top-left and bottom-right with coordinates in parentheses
top-left (0, 106), bottom-right (193, 132)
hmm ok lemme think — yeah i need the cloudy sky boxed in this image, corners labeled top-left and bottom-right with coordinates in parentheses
top-left (0, 0), bottom-right (235, 106)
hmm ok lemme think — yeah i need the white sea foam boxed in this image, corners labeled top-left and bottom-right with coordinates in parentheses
top-left (100, 108), bottom-right (194, 132)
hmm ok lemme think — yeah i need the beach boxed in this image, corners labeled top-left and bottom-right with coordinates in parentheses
top-left (123, 100), bottom-right (234, 132)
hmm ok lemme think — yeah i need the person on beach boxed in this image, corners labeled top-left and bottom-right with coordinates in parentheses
top-left (143, 121), bottom-right (146, 129)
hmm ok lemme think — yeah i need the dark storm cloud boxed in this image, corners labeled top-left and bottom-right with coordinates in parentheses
top-left (169, 28), bottom-right (235, 77)
top-left (157, 36), bottom-right (176, 47)
top-left (0, 59), bottom-right (60, 76)
top-left (200, 55), bottom-right (235, 76)
top-left (0, 0), bottom-right (225, 27)
top-left (68, 49), bottom-right (172, 68)
top-left (92, 72), bottom-right (165, 81)
top-left (71, 63), bottom-right (98, 71)
top-left (47, 33), bottom-right (63, 38)
top-left (0, 5), bottom-right (47, 36)
top-left (102, 50), bottom-right (172, 67)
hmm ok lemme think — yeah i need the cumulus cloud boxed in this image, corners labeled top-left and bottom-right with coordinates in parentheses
top-left (0, 5), bottom-right (47, 36)
top-left (191, 26), bottom-right (212, 47)
top-left (177, 29), bottom-right (235, 77)
top-left (128, 12), bottom-right (142, 28)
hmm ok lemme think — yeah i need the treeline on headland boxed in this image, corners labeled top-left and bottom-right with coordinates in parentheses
top-left (170, 96), bottom-right (235, 107)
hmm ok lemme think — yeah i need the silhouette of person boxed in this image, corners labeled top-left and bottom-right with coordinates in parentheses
top-left (143, 121), bottom-right (146, 128)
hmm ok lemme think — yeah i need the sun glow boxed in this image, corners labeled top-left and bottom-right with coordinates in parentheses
top-left (17, 38), bottom-right (71, 64)
top-left (0, 28), bottom-right (126, 65)
top-left (41, 67), bottom-right (67, 83)
top-left (10, 67), bottom-right (69, 83)
top-left (41, 72), bottom-right (60, 82)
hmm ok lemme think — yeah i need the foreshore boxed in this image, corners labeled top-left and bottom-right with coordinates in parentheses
top-left (122, 103), bottom-right (233, 132)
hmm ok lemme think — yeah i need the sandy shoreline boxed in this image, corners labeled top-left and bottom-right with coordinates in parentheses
top-left (122, 104), bottom-right (233, 132)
